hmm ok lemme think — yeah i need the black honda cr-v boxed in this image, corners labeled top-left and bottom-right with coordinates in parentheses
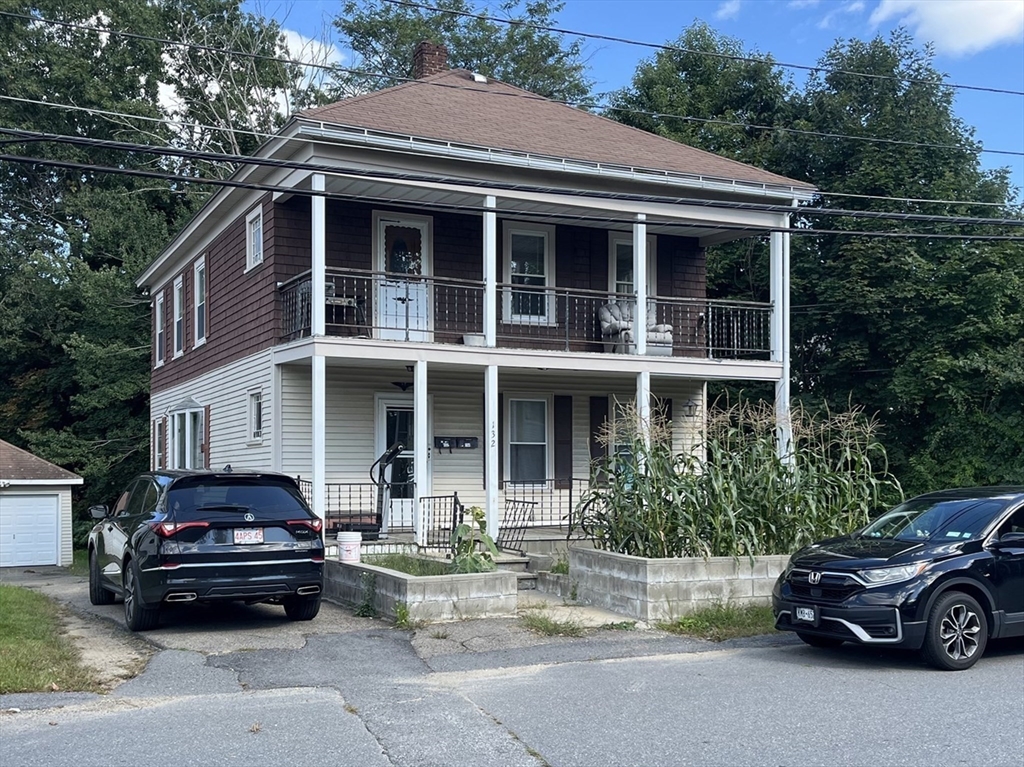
top-left (773, 487), bottom-right (1024, 670)
top-left (88, 469), bottom-right (325, 631)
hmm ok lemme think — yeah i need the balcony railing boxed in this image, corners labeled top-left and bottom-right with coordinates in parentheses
top-left (280, 269), bottom-right (772, 360)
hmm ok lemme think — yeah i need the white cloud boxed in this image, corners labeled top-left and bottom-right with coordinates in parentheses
top-left (818, 1), bottom-right (867, 29)
top-left (280, 28), bottom-right (343, 69)
top-left (870, 0), bottom-right (1024, 56)
top-left (715, 0), bottom-right (743, 21)
top-left (787, 0), bottom-right (821, 8)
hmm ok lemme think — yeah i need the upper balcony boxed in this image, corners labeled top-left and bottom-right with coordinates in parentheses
top-left (278, 267), bottom-right (771, 360)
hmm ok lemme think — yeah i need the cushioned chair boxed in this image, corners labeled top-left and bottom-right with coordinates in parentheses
top-left (598, 301), bottom-right (673, 355)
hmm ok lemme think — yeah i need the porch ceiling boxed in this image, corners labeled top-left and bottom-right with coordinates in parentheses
top-left (285, 172), bottom-right (762, 244)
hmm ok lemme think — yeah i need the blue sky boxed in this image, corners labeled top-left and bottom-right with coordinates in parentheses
top-left (256, 0), bottom-right (1024, 194)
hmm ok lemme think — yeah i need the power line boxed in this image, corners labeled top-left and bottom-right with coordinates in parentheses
top-left (3, 126), bottom-right (1022, 227)
top-left (0, 93), bottom-right (1020, 214)
top-left (2, 151), bottom-right (1021, 241)
top-left (2, 11), bottom-right (1021, 159)
top-left (384, 0), bottom-right (1024, 97)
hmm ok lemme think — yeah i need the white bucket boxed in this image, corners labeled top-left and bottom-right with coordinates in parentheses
top-left (337, 531), bottom-right (362, 563)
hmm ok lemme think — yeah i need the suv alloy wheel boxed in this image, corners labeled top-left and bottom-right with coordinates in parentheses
top-left (922, 591), bottom-right (988, 671)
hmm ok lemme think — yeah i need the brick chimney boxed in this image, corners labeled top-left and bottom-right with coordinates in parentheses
top-left (412, 40), bottom-right (448, 79)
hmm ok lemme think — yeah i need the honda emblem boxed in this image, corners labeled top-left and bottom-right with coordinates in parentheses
top-left (244, 512), bottom-right (255, 522)
top-left (808, 571), bottom-right (822, 585)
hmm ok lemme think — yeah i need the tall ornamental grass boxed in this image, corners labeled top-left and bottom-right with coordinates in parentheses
top-left (577, 399), bottom-right (902, 559)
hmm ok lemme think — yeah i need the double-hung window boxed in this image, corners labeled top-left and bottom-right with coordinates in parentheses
top-left (504, 224), bottom-right (554, 325)
top-left (246, 207), bottom-right (264, 270)
top-left (608, 232), bottom-right (656, 297)
top-left (153, 419), bottom-right (166, 469)
top-left (248, 389), bottom-right (263, 444)
top-left (170, 407), bottom-right (204, 469)
top-left (173, 276), bottom-right (184, 357)
top-left (193, 258), bottom-right (207, 346)
top-left (507, 397), bottom-right (549, 484)
top-left (154, 292), bottom-right (165, 367)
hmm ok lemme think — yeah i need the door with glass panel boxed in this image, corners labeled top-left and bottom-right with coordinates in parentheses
top-left (376, 397), bottom-right (417, 530)
top-left (377, 216), bottom-right (431, 342)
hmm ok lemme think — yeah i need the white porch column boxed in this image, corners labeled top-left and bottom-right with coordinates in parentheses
top-left (636, 370), bottom-right (651, 452)
top-left (483, 195), bottom-right (497, 347)
top-left (312, 355), bottom-right (326, 521)
top-left (414, 360), bottom-right (429, 546)
top-left (311, 173), bottom-right (326, 337)
top-left (634, 214), bottom-right (648, 355)
top-left (484, 364), bottom-right (500, 542)
top-left (771, 215), bottom-right (793, 464)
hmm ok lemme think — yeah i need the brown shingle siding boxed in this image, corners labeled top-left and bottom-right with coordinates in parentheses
top-left (153, 195), bottom-right (278, 395)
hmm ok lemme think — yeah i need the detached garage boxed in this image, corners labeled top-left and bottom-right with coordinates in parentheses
top-left (0, 440), bottom-right (82, 568)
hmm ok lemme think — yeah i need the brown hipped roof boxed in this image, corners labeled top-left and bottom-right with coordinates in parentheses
top-left (0, 439), bottom-right (82, 482)
top-left (301, 69), bottom-right (813, 191)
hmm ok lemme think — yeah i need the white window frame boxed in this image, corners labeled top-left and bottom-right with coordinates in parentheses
top-left (154, 291), bottom-right (165, 368)
top-left (247, 388), bottom-right (264, 445)
top-left (193, 257), bottom-right (207, 348)
top-left (504, 394), bottom-right (553, 485)
top-left (172, 275), bottom-right (184, 358)
top-left (169, 407), bottom-right (204, 469)
top-left (245, 206), bottom-right (264, 271)
top-left (503, 223), bottom-right (555, 326)
top-left (153, 418), bottom-right (166, 470)
top-left (608, 232), bottom-right (657, 298)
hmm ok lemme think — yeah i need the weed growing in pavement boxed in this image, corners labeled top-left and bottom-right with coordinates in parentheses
top-left (598, 621), bottom-right (637, 631)
top-left (393, 602), bottom-right (426, 630)
top-left (550, 554), bottom-right (569, 575)
top-left (658, 603), bottom-right (777, 642)
top-left (354, 572), bottom-right (377, 617)
top-left (429, 629), bottom-right (450, 640)
top-left (520, 612), bottom-right (585, 638)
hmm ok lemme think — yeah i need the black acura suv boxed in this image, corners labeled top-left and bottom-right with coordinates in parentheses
top-left (773, 487), bottom-right (1024, 670)
top-left (88, 469), bottom-right (325, 631)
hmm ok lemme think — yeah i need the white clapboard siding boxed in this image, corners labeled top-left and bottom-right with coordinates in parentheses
top-left (280, 366), bottom-right (312, 477)
top-left (151, 349), bottom-right (274, 470)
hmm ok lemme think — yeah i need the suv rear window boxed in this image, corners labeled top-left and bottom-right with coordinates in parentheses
top-left (167, 477), bottom-right (311, 518)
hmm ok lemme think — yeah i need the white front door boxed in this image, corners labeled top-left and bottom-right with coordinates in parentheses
top-left (375, 396), bottom-right (420, 530)
top-left (0, 494), bottom-right (59, 567)
top-left (376, 216), bottom-right (432, 342)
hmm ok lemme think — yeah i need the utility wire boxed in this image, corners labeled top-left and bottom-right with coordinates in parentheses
top-left (0, 93), bottom-right (1019, 213)
top-left (2, 11), bottom-right (1021, 159)
top-left (384, 0), bottom-right (1024, 97)
top-left (2, 151), bottom-right (1021, 241)
top-left (3, 126), bottom-right (1022, 227)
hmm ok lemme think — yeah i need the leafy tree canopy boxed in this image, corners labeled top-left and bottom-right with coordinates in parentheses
top-left (332, 0), bottom-right (592, 102)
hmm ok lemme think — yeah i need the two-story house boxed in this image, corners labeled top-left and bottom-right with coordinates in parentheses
top-left (137, 42), bottom-right (815, 546)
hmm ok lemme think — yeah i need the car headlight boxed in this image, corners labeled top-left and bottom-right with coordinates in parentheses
top-left (857, 563), bottom-right (927, 586)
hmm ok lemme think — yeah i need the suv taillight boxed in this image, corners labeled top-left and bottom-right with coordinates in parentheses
top-left (288, 518), bottom-right (323, 534)
top-left (150, 521), bottom-right (210, 538)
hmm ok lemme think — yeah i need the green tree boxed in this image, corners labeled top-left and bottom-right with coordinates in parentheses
top-left (332, 0), bottom-right (592, 102)
top-left (0, 0), bottom-right (330, 523)
top-left (607, 24), bottom-right (1024, 491)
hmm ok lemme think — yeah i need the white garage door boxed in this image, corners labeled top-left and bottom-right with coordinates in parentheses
top-left (0, 494), bottom-right (59, 567)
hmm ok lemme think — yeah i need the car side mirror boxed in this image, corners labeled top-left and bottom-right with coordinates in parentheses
top-left (992, 531), bottom-right (1024, 548)
top-left (89, 505), bottom-right (109, 520)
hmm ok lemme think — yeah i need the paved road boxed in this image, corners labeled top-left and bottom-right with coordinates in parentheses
top-left (2, 569), bottom-right (1022, 767)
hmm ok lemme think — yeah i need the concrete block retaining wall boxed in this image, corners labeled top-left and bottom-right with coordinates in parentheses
top-left (324, 560), bottom-right (518, 622)
top-left (568, 547), bottom-right (789, 622)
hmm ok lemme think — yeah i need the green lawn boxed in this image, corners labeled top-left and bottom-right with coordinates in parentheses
top-left (0, 584), bottom-right (100, 694)
top-left (68, 548), bottom-right (89, 578)
top-left (658, 603), bottom-right (779, 642)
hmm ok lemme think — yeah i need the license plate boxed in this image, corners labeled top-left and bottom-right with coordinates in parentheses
top-left (234, 528), bottom-right (264, 545)
top-left (795, 606), bottom-right (817, 623)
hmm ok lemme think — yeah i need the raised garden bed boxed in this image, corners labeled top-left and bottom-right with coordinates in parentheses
top-left (567, 547), bottom-right (789, 622)
top-left (324, 559), bottom-right (518, 622)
